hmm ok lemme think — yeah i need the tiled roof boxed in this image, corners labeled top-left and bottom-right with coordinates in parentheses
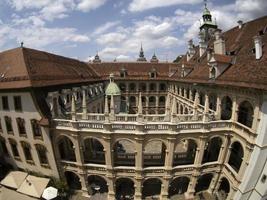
top-left (89, 62), bottom-right (178, 80)
top-left (0, 47), bottom-right (99, 89)
top-left (178, 15), bottom-right (267, 90)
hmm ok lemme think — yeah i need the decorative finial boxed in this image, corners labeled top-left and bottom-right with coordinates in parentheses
top-left (204, 0), bottom-right (207, 8)
top-left (20, 42), bottom-right (24, 47)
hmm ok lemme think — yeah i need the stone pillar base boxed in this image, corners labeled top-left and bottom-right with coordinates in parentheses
top-left (184, 191), bottom-right (195, 200)
top-left (108, 192), bottom-right (116, 200)
top-left (134, 194), bottom-right (142, 200)
top-left (160, 193), bottom-right (169, 200)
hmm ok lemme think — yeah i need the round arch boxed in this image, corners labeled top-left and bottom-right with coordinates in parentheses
top-left (144, 139), bottom-right (167, 167)
top-left (57, 136), bottom-right (76, 162)
top-left (113, 139), bottom-right (135, 167)
top-left (238, 100), bottom-right (254, 128)
top-left (202, 137), bottom-right (223, 163)
top-left (195, 173), bottom-right (214, 193)
top-left (142, 178), bottom-right (162, 199)
top-left (173, 138), bottom-right (197, 166)
top-left (83, 137), bottom-right (105, 164)
top-left (228, 141), bottom-right (244, 173)
top-left (88, 175), bottom-right (108, 195)
top-left (115, 178), bottom-right (135, 199)
top-left (221, 96), bottom-right (232, 120)
top-left (218, 177), bottom-right (230, 199)
top-left (168, 176), bottom-right (190, 198)
top-left (64, 171), bottom-right (81, 190)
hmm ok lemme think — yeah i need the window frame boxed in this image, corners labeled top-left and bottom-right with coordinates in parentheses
top-left (2, 96), bottom-right (9, 110)
top-left (14, 96), bottom-right (22, 112)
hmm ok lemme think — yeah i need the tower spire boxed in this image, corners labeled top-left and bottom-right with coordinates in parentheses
top-left (137, 43), bottom-right (147, 62)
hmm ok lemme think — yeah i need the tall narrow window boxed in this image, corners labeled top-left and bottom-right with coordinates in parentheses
top-left (0, 118), bottom-right (2, 132)
top-left (16, 118), bottom-right (26, 136)
top-left (5, 116), bottom-right (13, 134)
top-left (31, 119), bottom-right (42, 138)
top-left (14, 96), bottom-right (22, 111)
top-left (21, 142), bottom-right (33, 163)
top-left (0, 138), bottom-right (9, 156)
top-left (2, 96), bottom-right (9, 110)
top-left (9, 139), bottom-right (19, 159)
top-left (36, 144), bottom-right (49, 166)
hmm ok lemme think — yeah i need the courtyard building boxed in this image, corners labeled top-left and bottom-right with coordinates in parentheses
top-left (0, 5), bottom-right (267, 200)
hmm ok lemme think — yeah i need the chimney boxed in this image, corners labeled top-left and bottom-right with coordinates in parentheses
top-left (207, 48), bottom-right (212, 61)
top-left (214, 29), bottom-right (226, 55)
top-left (253, 35), bottom-right (263, 60)
top-left (199, 32), bottom-right (206, 57)
top-left (237, 20), bottom-right (243, 29)
top-left (187, 39), bottom-right (195, 61)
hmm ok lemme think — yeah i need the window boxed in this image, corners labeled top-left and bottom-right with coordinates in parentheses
top-left (16, 118), bottom-right (26, 136)
top-left (31, 119), bottom-right (42, 138)
top-left (14, 96), bottom-right (22, 111)
top-left (2, 96), bottom-right (9, 110)
top-left (21, 142), bottom-right (33, 162)
top-left (150, 72), bottom-right (155, 78)
top-left (5, 116), bottom-right (13, 133)
top-left (210, 67), bottom-right (216, 79)
top-left (9, 139), bottom-right (19, 158)
top-left (0, 138), bottom-right (9, 156)
top-left (36, 144), bottom-right (49, 165)
top-left (0, 118), bottom-right (2, 132)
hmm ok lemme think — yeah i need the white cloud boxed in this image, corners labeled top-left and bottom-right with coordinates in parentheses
top-left (93, 21), bottom-right (121, 35)
top-left (76, 0), bottom-right (106, 12)
top-left (128, 0), bottom-right (202, 12)
top-left (96, 32), bottom-right (126, 45)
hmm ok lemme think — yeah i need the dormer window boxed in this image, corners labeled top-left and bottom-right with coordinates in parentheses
top-left (120, 68), bottom-right (127, 78)
top-left (210, 67), bottom-right (216, 79)
top-left (149, 68), bottom-right (157, 78)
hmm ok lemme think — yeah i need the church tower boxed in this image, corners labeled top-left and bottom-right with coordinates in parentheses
top-left (199, 1), bottom-right (217, 42)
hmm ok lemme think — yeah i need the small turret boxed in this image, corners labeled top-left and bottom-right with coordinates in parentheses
top-left (150, 52), bottom-right (159, 63)
top-left (93, 52), bottom-right (101, 63)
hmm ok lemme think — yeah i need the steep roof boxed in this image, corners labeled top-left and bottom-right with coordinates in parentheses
top-left (176, 15), bottom-right (267, 90)
top-left (0, 47), bottom-right (99, 89)
top-left (89, 62), bottom-right (177, 80)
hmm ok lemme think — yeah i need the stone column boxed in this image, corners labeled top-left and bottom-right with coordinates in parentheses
top-left (72, 134), bottom-right (84, 165)
top-left (216, 95), bottom-right (222, 120)
top-left (156, 96), bottom-right (159, 114)
top-left (194, 136), bottom-right (207, 166)
top-left (238, 144), bottom-right (253, 178)
top-left (189, 89), bottom-right (193, 101)
top-left (165, 138), bottom-right (175, 170)
top-left (231, 96), bottom-right (238, 121)
top-left (79, 172), bottom-right (90, 196)
top-left (208, 173), bottom-right (220, 194)
top-left (135, 137), bottom-right (144, 171)
top-left (107, 176), bottom-right (115, 200)
top-left (252, 104), bottom-right (260, 131)
top-left (134, 178), bottom-right (143, 200)
top-left (103, 136), bottom-right (113, 170)
top-left (185, 173), bottom-right (199, 199)
top-left (218, 134), bottom-right (230, 164)
top-left (161, 177), bottom-right (171, 200)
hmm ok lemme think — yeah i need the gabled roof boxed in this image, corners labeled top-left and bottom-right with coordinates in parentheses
top-left (0, 47), bottom-right (99, 89)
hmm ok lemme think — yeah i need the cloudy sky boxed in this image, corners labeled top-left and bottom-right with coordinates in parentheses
top-left (0, 0), bottom-right (266, 62)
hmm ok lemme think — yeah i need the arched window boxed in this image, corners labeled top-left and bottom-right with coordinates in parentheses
top-left (65, 171), bottom-right (81, 190)
top-left (228, 142), bottom-right (243, 173)
top-left (218, 177), bottom-right (230, 199)
top-left (238, 101), bottom-right (253, 128)
top-left (221, 96), bottom-right (232, 120)
top-left (142, 178), bottom-right (162, 199)
top-left (144, 140), bottom-right (166, 167)
top-left (149, 96), bottom-right (156, 107)
top-left (88, 175), bottom-right (108, 195)
top-left (209, 93), bottom-right (217, 111)
top-left (116, 178), bottom-right (135, 199)
top-left (159, 83), bottom-right (166, 91)
top-left (129, 96), bottom-right (136, 107)
top-left (159, 96), bottom-right (165, 106)
top-left (173, 139), bottom-right (197, 166)
top-left (195, 173), bottom-right (213, 193)
top-left (169, 177), bottom-right (190, 197)
top-left (202, 137), bottom-right (222, 163)
top-left (140, 83), bottom-right (146, 92)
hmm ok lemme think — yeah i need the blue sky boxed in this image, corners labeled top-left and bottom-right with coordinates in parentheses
top-left (0, 0), bottom-right (266, 62)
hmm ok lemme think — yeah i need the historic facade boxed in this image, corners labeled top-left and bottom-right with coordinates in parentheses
top-left (0, 5), bottom-right (267, 200)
